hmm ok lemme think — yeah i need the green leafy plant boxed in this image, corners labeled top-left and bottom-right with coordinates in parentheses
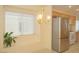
top-left (3, 32), bottom-right (16, 48)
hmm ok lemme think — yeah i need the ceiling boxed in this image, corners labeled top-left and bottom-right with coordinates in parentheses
top-left (53, 5), bottom-right (79, 16)
top-left (11, 5), bottom-right (79, 16)
top-left (12, 5), bottom-right (43, 12)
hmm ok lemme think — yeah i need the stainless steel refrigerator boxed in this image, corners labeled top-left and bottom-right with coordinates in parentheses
top-left (52, 16), bottom-right (69, 52)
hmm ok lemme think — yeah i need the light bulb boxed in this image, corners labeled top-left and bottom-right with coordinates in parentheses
top-left (76, 9), bottom-right (79, 11)
top-left (37, 14), bottom-right (43, 19)
top-left (47, 16), bottom-right (51, 20)
top-left (68, 5), bottom-right (72, 8)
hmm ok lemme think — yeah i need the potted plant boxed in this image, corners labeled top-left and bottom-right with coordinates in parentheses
top-left (3, 32), bottom-right (16, 48)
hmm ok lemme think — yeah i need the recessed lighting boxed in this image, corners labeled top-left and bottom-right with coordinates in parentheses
top-left (68, 5), bottom-right (72, 8)
top-left (76, 9), bottom-right (79, 11)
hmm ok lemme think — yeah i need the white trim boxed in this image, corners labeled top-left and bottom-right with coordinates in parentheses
top-left (58, 17), bottom-right (61, 52)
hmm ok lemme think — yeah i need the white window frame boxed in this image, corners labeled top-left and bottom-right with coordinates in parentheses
top-left (76, 20), bottom-right (79, 32)
top-left (5, 11), bottom-right (36, 36)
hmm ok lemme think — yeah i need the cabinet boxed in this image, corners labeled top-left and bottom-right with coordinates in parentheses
top-left (69, 16), bottom-right (76, 45)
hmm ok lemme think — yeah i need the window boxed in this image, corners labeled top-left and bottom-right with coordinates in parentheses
top-left (5, 12), bottom-right (36, 36)
top-left (76, 20), bottom-right (79, 32)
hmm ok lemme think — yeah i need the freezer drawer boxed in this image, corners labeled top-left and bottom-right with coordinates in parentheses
top-left (60, 38), bottom-right (69, 52)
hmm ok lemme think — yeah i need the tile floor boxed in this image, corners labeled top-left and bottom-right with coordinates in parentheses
top-left (65, 42), bottom-right (79, 53)
top-left (0, 42), bottom-right (79, 53)
top-left (34, 42), bottom-right (79, 53)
